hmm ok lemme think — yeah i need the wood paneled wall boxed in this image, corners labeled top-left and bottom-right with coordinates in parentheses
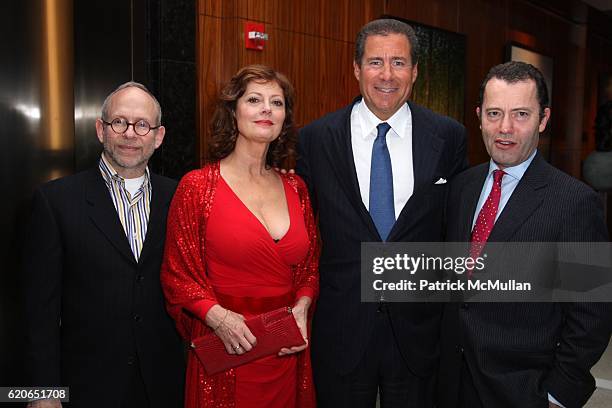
top-left (197, 0), bottom-right (612, 176)
top-left (197, 0), bottom-right (379, 162)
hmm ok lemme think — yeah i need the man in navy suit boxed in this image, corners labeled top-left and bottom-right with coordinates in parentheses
top-left (23, 82), bottom-right (184, 408)
top-left (439, 61), bottom-right (611, 408)
top-left (297, 18), bottom-right (467, 407)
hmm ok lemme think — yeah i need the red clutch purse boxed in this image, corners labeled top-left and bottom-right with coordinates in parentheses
top-left (190, 307), bottom-right (306, 375)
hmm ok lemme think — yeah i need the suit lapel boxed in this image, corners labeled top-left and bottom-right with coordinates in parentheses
top-left (388, 103), bottom-right (444, 240)
top-left (459, 165), bottom-right (489, 241)
top-left (409, 102), bottom-right (444, 192)
top-left (85, 168), bottom-right (136, 264)
top-left (488, 153), bottom-right (548, 242)
top-left (139, 174), bottom-right (171, 263)
top-left (325, 99), bottom-right (381, 240)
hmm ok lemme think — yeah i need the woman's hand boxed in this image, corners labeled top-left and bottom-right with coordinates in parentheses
top-left (278, 296), bottom-right (312, 356)
top-left (205, 304), bottom-right (257, 355)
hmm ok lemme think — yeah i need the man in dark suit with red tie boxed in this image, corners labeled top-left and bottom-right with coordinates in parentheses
top-left (22, 82), bottom-right (184, 408)
top-left (439, 61), bottom-right (611, 408)
top-left (297, 18), bottom-right (467, 407)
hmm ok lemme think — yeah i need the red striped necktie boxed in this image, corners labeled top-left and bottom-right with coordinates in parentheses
top-left (469, 169), bottom-right (505, 272)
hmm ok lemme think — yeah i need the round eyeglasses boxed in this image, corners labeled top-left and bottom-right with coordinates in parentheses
top-left (102, 117), bottom-right (161, 136)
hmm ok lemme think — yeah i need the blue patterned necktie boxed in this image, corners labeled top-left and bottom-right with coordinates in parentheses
top-left (369, 122), bottom-right (395, 241)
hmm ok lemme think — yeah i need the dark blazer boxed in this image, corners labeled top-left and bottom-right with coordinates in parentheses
top-left (22, 167), bottom-right (185, 408)
top-left (439, 152), bottom-right (611, 408)
top-left (297, 98), bottom-right (467, 377)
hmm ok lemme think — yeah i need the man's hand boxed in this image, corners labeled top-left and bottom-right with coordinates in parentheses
top-left (26, 399), bottom-right (62, 408)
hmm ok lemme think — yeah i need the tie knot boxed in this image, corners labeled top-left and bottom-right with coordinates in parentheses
top-left (493, 169), bottom-right (505, 184)
top-left (377, 122), bottom-right (391, 138)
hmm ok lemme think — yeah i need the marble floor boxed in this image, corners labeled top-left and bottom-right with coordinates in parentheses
top-left (586, 388), bottom-right (612, 408)
top-left (587, 339), bottom-right (612, 407)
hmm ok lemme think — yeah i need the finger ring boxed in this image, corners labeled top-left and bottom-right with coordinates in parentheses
top-left (233, 345), bottom-right (241, 350)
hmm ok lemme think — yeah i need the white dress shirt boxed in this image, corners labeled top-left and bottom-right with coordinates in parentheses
top-left (351, 100), bottom-right (414, 219)
top-left (471, 149), bottom-right (537, 230)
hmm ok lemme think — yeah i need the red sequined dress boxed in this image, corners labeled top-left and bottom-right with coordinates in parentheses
top-left (161, 162), bottom-right (319, 408)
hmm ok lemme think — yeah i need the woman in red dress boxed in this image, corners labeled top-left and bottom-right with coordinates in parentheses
top-left (161, 65), bottom-right (319, 407)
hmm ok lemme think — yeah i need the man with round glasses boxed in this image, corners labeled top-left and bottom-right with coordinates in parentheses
top-left (23, 82), bottom-right (184, 407)
top-left (101, 117), bottom-right (161, 136)
top-left (96, 84), bottom-right (165, 179)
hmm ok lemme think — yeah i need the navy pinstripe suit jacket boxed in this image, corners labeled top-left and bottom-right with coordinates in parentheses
top-left (297, 97), bottom-right (468, 378)
top-left (439, 152), bottom-right (612, 408)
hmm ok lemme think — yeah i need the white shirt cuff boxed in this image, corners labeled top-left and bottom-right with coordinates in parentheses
top-left (548, 392), bottom-right (565, 407)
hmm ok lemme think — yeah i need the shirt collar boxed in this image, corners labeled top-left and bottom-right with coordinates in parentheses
top-left (357, 100), bottom-right (411, 140)
top-left (99, 153), bottom-right (151, 189)
top-left (487, 149), bottom-right (537, 181)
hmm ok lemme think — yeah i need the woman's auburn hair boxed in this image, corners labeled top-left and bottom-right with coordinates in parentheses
top-left (207, 64), bottom-right (297, 167)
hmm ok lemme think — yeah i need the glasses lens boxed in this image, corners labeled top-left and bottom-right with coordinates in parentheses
top-left (134, 120), bottom-right (151, 136)
top-left (110, 118), bottom-right (128, 134)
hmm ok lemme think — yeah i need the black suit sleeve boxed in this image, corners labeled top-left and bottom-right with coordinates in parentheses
top-left (442, 123), bottom-right (468, 239)
top-left (545, 189), bottom-right (612, 408)
top-left (296, 128), bottom-right (317, 214)
top-left (22, 187), bottom-right (62, 387)
top-left (452, 125), bottom-right (469, 175)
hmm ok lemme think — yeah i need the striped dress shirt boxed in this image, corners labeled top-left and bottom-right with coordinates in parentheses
top-left (99, 155), bottom-right (151, 261)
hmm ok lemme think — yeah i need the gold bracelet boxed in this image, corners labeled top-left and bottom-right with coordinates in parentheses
top-left (213, 309), bottom-right (229, 331)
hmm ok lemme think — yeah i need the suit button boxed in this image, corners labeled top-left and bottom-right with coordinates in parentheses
top-left (136, 275), bottom-right (145, 282)
top-left (127, 356), bottom-right (135, 365)
top-left (461, 303), bottom-right (468, 310)
top-left (456, 345), bottom-right (464, 353)
top-left (133, 314), bottom-right (142, 322)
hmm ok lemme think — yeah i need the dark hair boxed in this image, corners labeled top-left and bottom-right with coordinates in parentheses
top-left (354, 18), bottom-right (419, 66)
top-left (595, 101), bottom-right (612, 152)
top-left (478, 61), bottom-right (549, 119)
top-left (208, 65), bottom-right (296, 167)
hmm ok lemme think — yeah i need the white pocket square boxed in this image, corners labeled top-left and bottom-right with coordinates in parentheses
top-left (434, 178), bottom-right (447, 185)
